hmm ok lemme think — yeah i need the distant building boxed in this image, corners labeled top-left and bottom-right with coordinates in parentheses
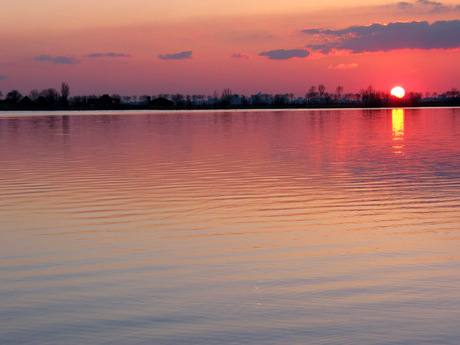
top-left (18, 96), bottom-right (35, 108)
top-left (151, 97), bottom-right (175, 108)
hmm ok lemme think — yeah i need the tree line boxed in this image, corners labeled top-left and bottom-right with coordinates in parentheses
top-left (1, 83), bottom-right (459, 110)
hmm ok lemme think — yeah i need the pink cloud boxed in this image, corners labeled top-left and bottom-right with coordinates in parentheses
top-left (328, 63), bottom-right (359, 70)
top-left (230, 53), bottom-right (250, 60)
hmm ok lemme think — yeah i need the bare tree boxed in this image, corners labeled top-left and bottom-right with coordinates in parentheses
top-left (220, 88), bottom-right (233, 105)
top-left (140, 95), bottom-right (151, 104)
top-left (274, 94), bottom-right (288, 106)
top-left (318, 84), bottom-right (326, 101)
top-left (39, 88), bottom-right (58, 106)
top-left (335, 86), bottom-right (343, 102)
top-left (172, 94), bottom-right (184, 106)
top-left (306, 86), bottom-right (317, 102)
top-left (59, 82), bottom-right (70, 106)
top-left (213, 91), bottom-right (219, 102)
top-left (29, 89), bottom-right (39, 101)
top-left (360, 85), bottom-right (375, 102)
top-left (111, 94), bottom-right (121, 103)
top-left (60, 82), bottom-right (70, 100)
top-left (6, 90), bottom-right (23, 104)
top-left (448, 88), bottom-right (459, 99)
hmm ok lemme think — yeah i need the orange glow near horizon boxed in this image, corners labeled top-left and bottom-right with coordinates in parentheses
top-left (1, 1), bottom-right (460, 96)
top-left (391, 86), bottom-right (405, 98)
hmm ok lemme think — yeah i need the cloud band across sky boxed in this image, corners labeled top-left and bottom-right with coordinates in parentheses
top-left (158, 51), bottom-right (193, 60)
top-left (303, 20), bottom-right (460, 54)
top-left (34, 55), bottom-right (79, 64)
top-left (230, 53), bottom-right (250, 59)
top-left (87, 53), bottom-right (131, 58)
top-left (259, 49), bottom-right (310, 60)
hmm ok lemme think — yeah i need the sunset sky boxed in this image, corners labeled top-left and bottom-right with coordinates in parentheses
top-left (1, 0), bottom-right (459, 97)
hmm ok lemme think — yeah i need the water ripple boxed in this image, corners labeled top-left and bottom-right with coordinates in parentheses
top-left (1, 108), bottom-right (460, 344)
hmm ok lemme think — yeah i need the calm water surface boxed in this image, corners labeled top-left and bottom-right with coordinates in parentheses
top-left (1, 108), bottom-right (460, 344)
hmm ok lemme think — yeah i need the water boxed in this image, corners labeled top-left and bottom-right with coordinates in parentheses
top-left (1, 108), bottom-right (460, 344)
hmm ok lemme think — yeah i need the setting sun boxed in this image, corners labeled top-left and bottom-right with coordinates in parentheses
top-left (391, 86), bottom-right (405, 98)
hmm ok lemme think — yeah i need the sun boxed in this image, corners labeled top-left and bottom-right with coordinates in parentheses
top-left (391, 86), bottom-right (405, 98)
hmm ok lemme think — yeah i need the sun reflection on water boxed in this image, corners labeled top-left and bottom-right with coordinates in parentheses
top-left (392, 108), bottom-right (404, 155)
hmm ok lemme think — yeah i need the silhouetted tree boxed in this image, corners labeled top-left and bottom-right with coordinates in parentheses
top-left (274, 94), bottom-right (288, 106)
top-left (336, 86), bottom-right (343, 102)
top-left (69, 95), bottom-right (89, 107)
top-left (446, 88), bottom-right (459, 100)
top-left (251, 93), bottom-right (262, 106)
top-left (261, 94), bottom-right (273, 105)
top-left (186, 95), bottom-right (193, 107)
top-left (28, 89), bottom-right (39, 102)
top-left (39, 88), bottom-right (58, 107)
top-left (111, 94), bottom-right (121, 106)
top-left (0, 90), bottom-right (3, 100)
top-left (61, 82), bottom-right (70, 99)
top-left (360, 85), bottom-right (375, 105)
top-left (140, 95), bottom-right (151, 104)
top-left (408, 92), bottom-right (422, 105)
top-left (172, 94), bottom-right (184, 106)
top-left (306, 86), bottom-right (317, 102)
top-left (60, 82), bottom-right (70, 106)
top-left (6, 90), bottom-right (23, 105)
top-left (158, 94), bottom-right (170, 100)
top-left (318, 84), bottom-right (326, 99)
top-left (220, 88), bottom-right (233, 106)
top-left (360, 85), bottom-right (389, 106)
top-left (241, 95), bottom-right (249, 106)
top-left (211, 91), bottom-right (219, 105)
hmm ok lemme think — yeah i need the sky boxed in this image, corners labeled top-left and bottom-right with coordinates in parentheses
top-left (0, 0), bottom-right (459, 97)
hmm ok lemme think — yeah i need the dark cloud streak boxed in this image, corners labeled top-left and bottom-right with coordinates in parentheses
top-left (303, 20), bottom-right (460, 54)
top-left (397, 2), bottom-right (414, 9)
top-left (394, 0), bottom-right (457, 12)
top-left (158, 51), bottom-right (193, 60)
top-left (87, 53), bottom-right (131, 58)
top-left (259, 49), bottom-right (310, 60)
top-left (416, 0), bottom-right (450, 12)
top-left (34, 55), bottom-right (79, 64)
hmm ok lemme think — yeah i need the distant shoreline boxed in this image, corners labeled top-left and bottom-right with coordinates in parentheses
top-left (0, 103), bottom-right (460, 116)
top-left (0, 101), bottom-right (459, 112)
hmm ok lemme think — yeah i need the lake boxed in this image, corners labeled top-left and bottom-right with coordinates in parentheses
top-left (1, 107), bottom-right (460, 344)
